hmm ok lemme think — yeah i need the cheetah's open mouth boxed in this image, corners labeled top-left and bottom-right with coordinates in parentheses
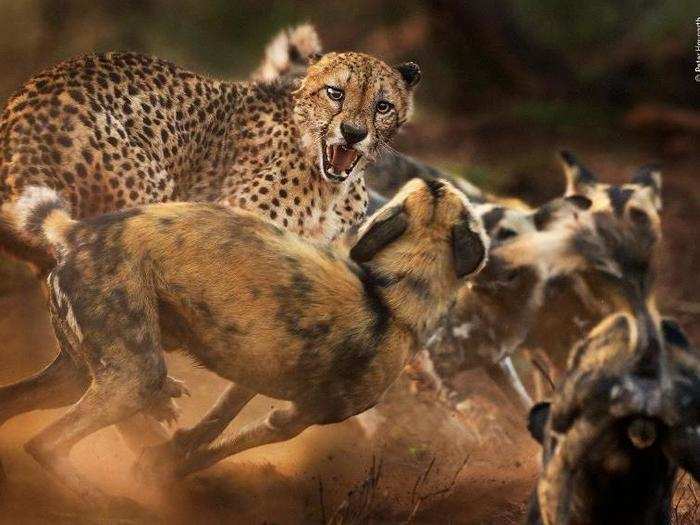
top-left (321, 142), bottom-right (362, 182)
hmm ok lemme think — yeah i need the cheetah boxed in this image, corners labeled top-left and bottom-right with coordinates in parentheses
top-left (0, 44), bottom-right (421, 274)
top-left (9, 178), bottom-right (486, 495)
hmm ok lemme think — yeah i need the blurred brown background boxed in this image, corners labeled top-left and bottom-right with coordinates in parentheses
top-left (0, 2), bottom-right (698, 523)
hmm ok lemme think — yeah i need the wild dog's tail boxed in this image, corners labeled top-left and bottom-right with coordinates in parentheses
top-left (13, 186), bottom-right (75, 252)
top-left (251, 24), bottom-right (322, 82)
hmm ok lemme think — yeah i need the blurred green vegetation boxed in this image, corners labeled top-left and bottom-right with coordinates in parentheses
top-left (0, 0), bottom-right (696, 112)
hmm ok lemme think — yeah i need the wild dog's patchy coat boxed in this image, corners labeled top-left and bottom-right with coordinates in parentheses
top-left (411, 154), bottom-right (664, 411)
top-left (13, 178), bottom-right (487, 495)
top-left (526, 313), bottom-right (700, 524)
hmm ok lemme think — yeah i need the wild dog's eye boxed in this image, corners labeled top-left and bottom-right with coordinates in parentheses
top-left (325, 86), bottom-right (344, 102)
top-left (376, 100), bottom-right (393, 114)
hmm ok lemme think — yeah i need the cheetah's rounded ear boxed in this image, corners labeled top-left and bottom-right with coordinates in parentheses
top-left (350, 205), bottom-right (408, 264)
top-left (395, 62), bottom-right (421, 88)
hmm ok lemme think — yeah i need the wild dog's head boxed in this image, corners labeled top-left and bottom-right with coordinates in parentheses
top-left (560, 150), bottom-right (662, 235)
top-left (293, 52), bottom-right (421, 183)
top-left (519, 153), bottom-right (664, 380)
top-left (436, 194), bottom-right (595, 366)
top-left (350, 178), bottom-right (488, 335)
top-left (527, 313), bottom-right (700, 524)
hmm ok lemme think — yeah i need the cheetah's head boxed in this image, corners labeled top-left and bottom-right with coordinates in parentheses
top-left (293, 52), bottom-right (420, 184)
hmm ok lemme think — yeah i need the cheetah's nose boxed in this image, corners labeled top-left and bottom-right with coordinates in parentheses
top-left (340, 122), bottom-right (368, 146)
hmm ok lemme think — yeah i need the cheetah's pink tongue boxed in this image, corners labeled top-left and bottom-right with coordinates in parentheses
top-left (328, 145), bottom-right (359, 173)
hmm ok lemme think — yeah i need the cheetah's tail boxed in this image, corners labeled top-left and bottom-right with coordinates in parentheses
top-left (13, 186), bottom-right (75, 252)
top-left (251, 24), bottom-right (322, 82)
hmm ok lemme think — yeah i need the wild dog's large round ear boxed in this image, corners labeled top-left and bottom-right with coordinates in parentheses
top-left (631, 164), bottom-right (663, 211)
top-left (350, 205), bottom-right (408, 263)
top-left (564, 195), bottom-right (593, 210)
top-left (664, 425), bottom-right (700, 482)
top-left (452, 215), bottom-right (487, 278)
top-left (559, 150), bottom-right (598, 196)
top-left (661, 318), bottom-right (690, 349)
top-left (528, 401), bottom-right (551, 444)
top-left (395, 62), bottom-right (422, 88)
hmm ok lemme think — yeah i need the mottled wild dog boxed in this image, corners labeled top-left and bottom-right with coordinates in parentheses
top-left (526, 313), bottom-right (700, 525)
top-left (523, 152), bottom-right (662, 393)
top-left (413, 152), bottom-right (663, 411)
top-left (11, 178), bottom-right (486, 496)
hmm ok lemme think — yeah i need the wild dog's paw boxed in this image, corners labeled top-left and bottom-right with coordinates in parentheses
top-left (163, 376), bottom-right (191, 398)
top-left (145, 398), bottom-right (181, 427)
top-left (144, 376), bottom-right (191, 426)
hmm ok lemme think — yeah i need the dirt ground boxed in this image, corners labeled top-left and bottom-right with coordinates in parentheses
top-left (0, 124), bottom-right (698, 523)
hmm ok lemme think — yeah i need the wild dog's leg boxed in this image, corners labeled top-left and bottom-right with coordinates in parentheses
top-left (23, 344), bottom-right (173, 499)
top-left (405, 349), bottom-right (453, 401)
top-left (24, 278), bottom-right (171, 499)
top-left (174, 404), bottom-right (314, 477)
top-left (0, 353), bottom-right (82, 491)
top-left (0, 351), bottom-right (88, 427)
top-left (117, 414), bottom-right (171, 451)
top-left (135, 383), bottom-right (255, 478)
top-left (524, 348), bottom-right (558, 402)
top-left (484, 356), bottom-right (534, 412)
top-left (173, 383), bottom-right (255, 452)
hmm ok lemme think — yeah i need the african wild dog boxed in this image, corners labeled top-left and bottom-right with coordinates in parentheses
top-left (406, 152), bottom-right (664, 413)
top-left (526, 312), bottom-right (700, 524)
top-left (9, 178), bottom-right (486, 498)
top-left (522, 152), bottom-right (662, 394)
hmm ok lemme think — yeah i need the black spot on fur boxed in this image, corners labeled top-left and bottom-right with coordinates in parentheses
top-left (608, 187), bottom-right (634, 217)
top-left (481, 207), bottom-right (505, 232)
top-left (565, 195), bottom-right (593, 210)
top-left (495, 227), bottom-right (517, 241)
top-left (631, 165), bottom-right (661, 191)
top-left (533, 205), bottom-right (553, 231)
top-left (424, 178), bottom-right (444, 199)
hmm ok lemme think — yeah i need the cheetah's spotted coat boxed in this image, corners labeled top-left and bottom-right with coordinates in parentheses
top-left (0, 48), bottom-right (420, 271)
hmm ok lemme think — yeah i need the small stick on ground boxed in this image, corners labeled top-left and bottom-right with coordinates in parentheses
top-left (405, 454), bottom-right (470, 523)
top-left (328, 455), bottom-right (383, 525)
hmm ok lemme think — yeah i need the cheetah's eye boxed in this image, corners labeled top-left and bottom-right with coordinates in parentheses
top-left (376, 101), bottom-right (393, 114)
top-left (325, 86), bottom-right (344, 102)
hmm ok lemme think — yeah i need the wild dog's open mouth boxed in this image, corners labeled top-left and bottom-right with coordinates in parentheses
top-left (321, 142), bottom-right (362, 182)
